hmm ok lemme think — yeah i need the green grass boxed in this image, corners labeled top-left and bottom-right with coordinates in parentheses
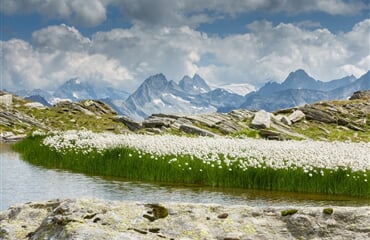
top-left (13, 136), bottom-right (370, 198)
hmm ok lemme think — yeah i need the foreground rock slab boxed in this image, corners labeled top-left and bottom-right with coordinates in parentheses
top-left (1, 199), bottom-right (369, 240)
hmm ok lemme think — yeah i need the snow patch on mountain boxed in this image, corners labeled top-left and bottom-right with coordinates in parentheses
top-left (217, 83), bottom-right (256, 96)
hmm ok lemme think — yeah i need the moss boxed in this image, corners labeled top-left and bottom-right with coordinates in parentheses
top-left (281, 209), bottom-right (298, 216)
top-left (323, 208), bottom-right (333, 215)
top-left (232, 128), bottom-right (259, 138)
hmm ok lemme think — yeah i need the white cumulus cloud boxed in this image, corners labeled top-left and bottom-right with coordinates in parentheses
top-left (1, 19), bottom-right (369, 92)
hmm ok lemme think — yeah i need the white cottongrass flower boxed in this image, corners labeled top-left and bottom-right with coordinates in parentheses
top-left (42, 130), bottom-right (370, 175)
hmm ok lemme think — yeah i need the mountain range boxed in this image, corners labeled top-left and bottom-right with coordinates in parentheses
top-left (9, 69), bottom-right (370, 120)
top-left (241, 70), bottom-right (369, 111)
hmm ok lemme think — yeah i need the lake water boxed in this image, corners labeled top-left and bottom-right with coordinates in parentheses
top-left (1, 143), bottom-right (368, 211)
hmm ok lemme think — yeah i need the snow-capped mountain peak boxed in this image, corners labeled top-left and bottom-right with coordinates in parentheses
top-left (179, 74), bottom-right (211, 94)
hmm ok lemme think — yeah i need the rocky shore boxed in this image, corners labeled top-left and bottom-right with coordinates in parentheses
top-left (1, 198), bottom-right (369, 239)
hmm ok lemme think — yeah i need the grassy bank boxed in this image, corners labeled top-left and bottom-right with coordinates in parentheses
top-left (13, 132), bottom-right (370, 198)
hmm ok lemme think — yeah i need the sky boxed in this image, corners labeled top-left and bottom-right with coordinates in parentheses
top-left (1, 0), bottom-right (369, 92)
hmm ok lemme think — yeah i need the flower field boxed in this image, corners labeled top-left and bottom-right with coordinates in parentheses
top-left (14, 130), bottom-right (370, 197)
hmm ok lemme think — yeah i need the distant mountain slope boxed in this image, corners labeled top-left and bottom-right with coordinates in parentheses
top-left (217, 83), bottom-right (256, 96)
top-left (25, 95), bottom-right (51, 107)
top-left (15, 89), bottom-right (53, 102)
top-left (329, 71), bottom-right (369, 99)
top-left (241, 89), bottom-right (329, 111)
top-left (54, 78), bottom-right (129, 102)
top-left (257, 69), bottom-right (356, 96)
top-left (198, 88), bottom-right (245, 113)
top-left (240, 70), bottom-right (369, 112)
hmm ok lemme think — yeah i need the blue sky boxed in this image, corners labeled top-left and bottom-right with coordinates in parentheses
top-left (1, 0), bottom-right (369, 92)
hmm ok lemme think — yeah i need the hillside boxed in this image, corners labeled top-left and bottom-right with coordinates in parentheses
top-left (0, 90), bottom-right (369, 142)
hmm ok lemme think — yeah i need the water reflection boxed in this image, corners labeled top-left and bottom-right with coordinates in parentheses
top-left (1, 143), bottom-right (368, 211)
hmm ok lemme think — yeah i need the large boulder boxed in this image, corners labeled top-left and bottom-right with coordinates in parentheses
top-left (288, 110), bottom-right (305, 123)
top-left (251, 110), bottom-right (271, 129)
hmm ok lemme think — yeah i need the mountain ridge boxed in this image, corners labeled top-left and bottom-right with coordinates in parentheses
top-left (6, 69), bottom-right (370, 120)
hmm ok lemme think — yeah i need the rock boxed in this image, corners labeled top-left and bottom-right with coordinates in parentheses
top-left (259, 129), bottom-right (285, 140)
top-left (1, 199), bottom-right (370, 240)
top-left (145, 128), bottom-right (162, 134)
top-left (216, 121), bottom-right (242, 134)
top-left (0, 108), bottom-right (49, 134)
top-left (54, 100), bottom-right (116, 116)
top-left (0, 94), bottom-right (12, 107)
top-left (171, 118), bottom-right (193, 130)
top-left (349, 90), bottom-right (370, 100)
top-left (228, 109), bottom-right (254, 121)
top-left (280, 116), bottom-right (292, 126)
top-left (185, 113), bottom-right (225, 128)
top-left (251, 110), bottom-right (271, 129)
top-left (274, 107), bottom-right (297, 114)
top-left (143, 117), bottom-right (175, 128)
top-left (0, 132), bottom-right (27, 142)
top-left (300, 107), bottom-right (336, 123)
top-left (151, 113), bottom-right (183, 119)
top-left (347, 124), bottom-right (365, 132)
top-left (217, 213), bottom-right (229, 219)
top-left (284, 214), bottom-right (316, 239)
top-left (112, 115), bottom-right (142, 131)
top-left (24, 102), bottom-right (46, 109)
top-left (221, 232), bottom-right (242, 240)
top-left (179, 124), bottom-right (216, 137)
top-left (288, 110), bottom-right (305, 123)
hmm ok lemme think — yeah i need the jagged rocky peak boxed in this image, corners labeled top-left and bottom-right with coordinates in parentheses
top-left (283, 69), bottom-right (317, 89)
top-left (141, 73), bottom-right (169, 91)
top-left (179, 74), bottom-right (211, 94)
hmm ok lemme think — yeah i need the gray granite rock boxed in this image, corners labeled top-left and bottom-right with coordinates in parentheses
top-left (1, 199), bottom-right (369, 240)
top-left (179, 124), bottom-right (216, 137)
top-left (288, 110), bottom-right (305, 123)
top-left (251, 110), bottom-right (271, 129)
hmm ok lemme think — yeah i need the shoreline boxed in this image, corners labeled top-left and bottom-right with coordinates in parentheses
top-left (1, 198), bottom-right (369, 239)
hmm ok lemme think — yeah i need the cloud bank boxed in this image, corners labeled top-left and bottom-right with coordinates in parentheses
top-left (1, 0), bottom-right (366, 27)
top-left (1, 19), bottom-right (369, 92)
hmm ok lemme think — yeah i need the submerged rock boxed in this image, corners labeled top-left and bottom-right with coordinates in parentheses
top-left (1, 199), bottom-right (369, 240)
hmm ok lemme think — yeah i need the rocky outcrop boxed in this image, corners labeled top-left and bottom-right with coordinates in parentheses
top-left (1, 199), bottom-right (369, 240)
top-left (179, 124), bottom-right (216, 137)
top-left (55, 100), bottom-right (117, 116)
top-left (350, 90), bottom-right (370, 100)
top-left (112, 115), bottom-right (142, 131)
top-left (251, 110), bottom-right (271, 129)
top-left (0, 107), bottom-right (49, 136)
top-left (0, 132), bottom-right (27, 142)
top-left (300, 106), bottom-right (337, 124)
top-left (143, 116), bottom-right (175, 128)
